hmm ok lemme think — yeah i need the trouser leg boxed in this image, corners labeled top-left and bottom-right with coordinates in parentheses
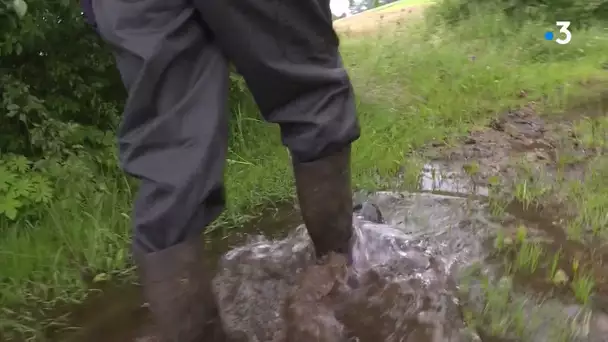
top-left (93, 0), bottom-right (229, 254)
top-left (193, 0), bottom-right (360, 259)
top-left (92, 0), bottom-right (229, 340)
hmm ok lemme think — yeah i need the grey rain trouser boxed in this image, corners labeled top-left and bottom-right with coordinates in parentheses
top-left (91, 0), bottom-right (361, 253)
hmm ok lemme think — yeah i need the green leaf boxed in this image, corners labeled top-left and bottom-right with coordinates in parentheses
top-left (93, 273), bottom-right (111, 283)
top-left (8, 155), bottom-right (31, 172)
top-left (0, 167), bottom-right (16, 192)
top-left (0, 195), bottom-right (21, 220)
top-left (12, 0), bottom-right (27, 18)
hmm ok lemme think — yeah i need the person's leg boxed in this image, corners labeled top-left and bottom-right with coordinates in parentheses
top-left (91, 0), bottom-right (230, 340)
top-left (193, 0), bottom-right (360, 260)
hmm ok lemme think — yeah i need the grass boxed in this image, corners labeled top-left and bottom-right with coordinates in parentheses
top-left (1, 2), bottom-right (608, 341)
top-left (370, 0), bottom-right (434, 13)
top-left (490, 99), bottom-right (608, 243)
top-left (460, 271), bottom-right (577, 342)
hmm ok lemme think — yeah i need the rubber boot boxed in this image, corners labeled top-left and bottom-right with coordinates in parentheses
top-left (292, 145), bottom-right (354, 261)
top-left (133, 237), bottom-right (217, 342)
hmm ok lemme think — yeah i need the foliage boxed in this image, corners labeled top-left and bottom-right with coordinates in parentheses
top-left (433, 0), bottom-right (608, 27)
top-left (0, 154), bottom-right (52, 220)
top-left (0, 0), bottom-right (121, 220)
top-left (0, 1), bottom-right (251, 338)
top-left (0, 0), bottom-right (249, 222)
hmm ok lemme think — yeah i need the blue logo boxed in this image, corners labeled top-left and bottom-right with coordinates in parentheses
top-left (544, 21), bottom-right (572, 44)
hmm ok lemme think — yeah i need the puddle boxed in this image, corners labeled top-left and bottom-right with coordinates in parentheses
top-left (211, 191), bottom-right (490, 342)
top-left (419, 162), bottom-right (489, 197)
top-left (42, 95), bottom-right (608, 342)
top-left (54, 285), bottom-right (146, 342)
top-left (501, 200), bottom-right (608, 299)
top-left (55, 204), bottom-right (302, 342)
top-left (47, 187), bottom-right (599, 342)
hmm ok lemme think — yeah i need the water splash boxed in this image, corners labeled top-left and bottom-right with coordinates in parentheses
top-left (212, 192), bottom-right (489, 341)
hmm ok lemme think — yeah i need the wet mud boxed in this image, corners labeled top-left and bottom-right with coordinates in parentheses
top-left (417, 93), bottom-right (608, 341)
top-left (55, 205), bottom-right (302, 342)
top-left (56, 192), bottom-right (603, 342)
top-left (420, 94), bottom-right (608, 279)
top-left (212, 191), bottom-right (489, 342)
top-left (49, 94), bottom-right (608, 342)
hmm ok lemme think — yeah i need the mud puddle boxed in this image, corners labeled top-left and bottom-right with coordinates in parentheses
top-left (51, 93), bottom-right (608, 342)
top-left (420, 162), bottom-right (489, 197)
top-left (55, 190), bottom-right (607, 342)
top-left (54, 205), bottom-right (302, 342)
top-left (416, 94), bottom-right (608, 341)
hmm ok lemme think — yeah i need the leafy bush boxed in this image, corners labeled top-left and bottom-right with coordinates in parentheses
top-left (0, 0), bottom-right (250, 222)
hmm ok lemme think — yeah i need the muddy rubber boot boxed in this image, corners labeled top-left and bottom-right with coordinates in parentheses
top-left (293, 145), bottom-right (354, 261)
top-left (133, 238), bottom-right (218, 342)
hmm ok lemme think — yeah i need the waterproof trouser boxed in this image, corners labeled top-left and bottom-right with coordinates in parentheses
top-left (89, 0), bottom-right (361, 253)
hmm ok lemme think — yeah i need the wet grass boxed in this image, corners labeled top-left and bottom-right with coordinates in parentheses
top-left (442, 92), bottom-right (608, 341)
top-left (493, 228), bottom-right (596, 302)
top-left (462, 214), bottom-right (602, 340)
top-left (460, 224), bottom-right (599, 341)
top-left (1, 3), bottom-right (608, 341)
top-left (460, 270), bottom-right (577, 342)
top-left (488, 94), bottom-right (608, 242)
top-left (482, 98), bottom-right (608, 297)
top-left (455, 89), bottom-right (608, 341)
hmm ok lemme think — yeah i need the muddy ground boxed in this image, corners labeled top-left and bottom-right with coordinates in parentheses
top-left (420, 91), bottom-right (608, 289)
top-left (42, 90), bottom-right (608, 342)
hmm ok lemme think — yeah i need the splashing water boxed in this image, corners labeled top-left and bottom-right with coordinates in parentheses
top-left (212, 191), bottom-right (492, 342)
top-left (55, 189), bottom-right (608, 342)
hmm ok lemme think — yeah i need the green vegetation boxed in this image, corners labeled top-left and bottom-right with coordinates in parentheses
top-left (460, 271), bottom-right (577, 342)
top-left (370, 0), bottom-right (434, 13)
top-left (1, 0), bottom-right (608, 339)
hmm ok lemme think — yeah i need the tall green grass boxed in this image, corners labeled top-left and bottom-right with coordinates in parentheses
top-left (1, 3), bottom-right (607, 340)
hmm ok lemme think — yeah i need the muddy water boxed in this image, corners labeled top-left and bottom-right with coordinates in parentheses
top-left (58, 191), bottom-right (482, 342)
top-left (56, 189), bottom-right (608, 342)
top-left (58, 97), bottom-right (608, 341)
top-left (57, 179), bottom-right (608, 342)
top-left (213, 192), bottom-right (489, 342)
top-left (48, 193), bottom-right (520, 341)
top-left (56, 204), bottom-right (302, 342)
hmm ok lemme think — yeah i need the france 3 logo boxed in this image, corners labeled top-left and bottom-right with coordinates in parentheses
top-left (544, 21), bottom-right (572, 45)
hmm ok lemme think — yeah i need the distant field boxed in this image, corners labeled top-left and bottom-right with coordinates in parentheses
top-left (333, 0), bottom-right (433, 35)
top-left (371, 0), bottom-right (435, 13)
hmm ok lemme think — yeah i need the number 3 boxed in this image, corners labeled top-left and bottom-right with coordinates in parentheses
top-left (556, 21), bottom-right (572, 45)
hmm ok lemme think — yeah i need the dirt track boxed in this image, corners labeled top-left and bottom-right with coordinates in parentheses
top-left (333, 4), bottom-right (432, 35)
